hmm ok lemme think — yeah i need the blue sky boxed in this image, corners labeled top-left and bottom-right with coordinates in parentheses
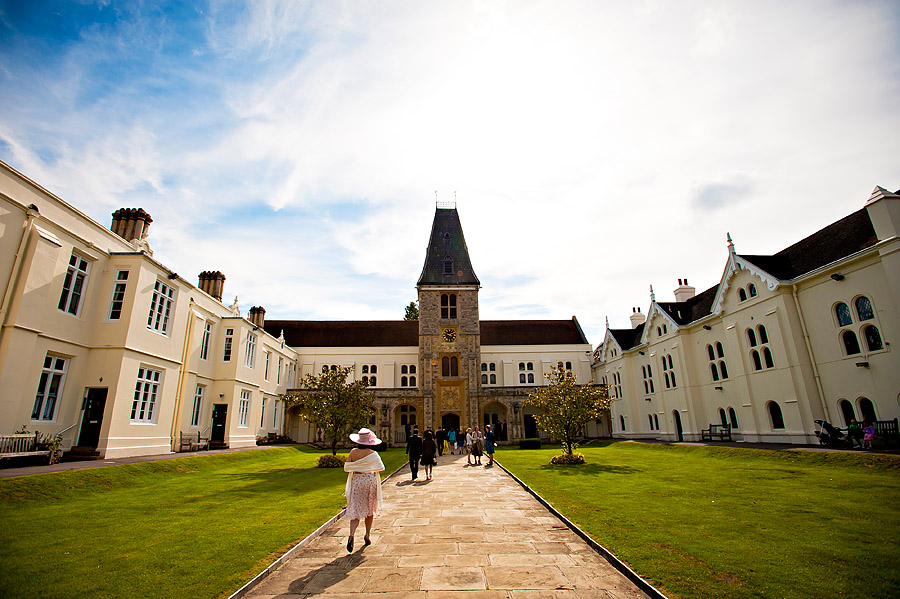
top-left (2, 1), bottom-right (899, 344)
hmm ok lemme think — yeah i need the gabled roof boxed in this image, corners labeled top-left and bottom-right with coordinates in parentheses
top-left (417, 207), bottom-right (480, 286)
top-left (264, 320), bottom-right (418, 348)
top-left (480, 319), bottom-right (589, 346)
top-left (736, 208), bottom-right (877, 280)
top-left (656, 285), bottom-right (718, 325)
top-left (608, 324), bottom-right (645, 351)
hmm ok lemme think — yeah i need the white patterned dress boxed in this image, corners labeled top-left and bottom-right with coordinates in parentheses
top-left (345, 472), bottom-right (380, 520)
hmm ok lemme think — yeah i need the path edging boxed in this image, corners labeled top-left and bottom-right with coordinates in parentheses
top-left (227, 460), bottom-right (407, 599)
top-left (495, 459), bottom-right (669, 599)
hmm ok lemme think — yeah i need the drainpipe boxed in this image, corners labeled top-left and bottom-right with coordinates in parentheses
top-left (0, 205), bottom-right (39, 376)
top-left (171, 298), bottom-right (198, 451)
top-left (792, 285), bottom-right (831, 422)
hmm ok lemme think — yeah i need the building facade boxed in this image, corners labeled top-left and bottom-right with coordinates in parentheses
top-left (592, 187), bottom-right (900, 444)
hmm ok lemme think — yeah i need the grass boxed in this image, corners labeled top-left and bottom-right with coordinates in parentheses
top-left (497, 441), bottom-right (900, 599)
top-left (0, 446), bottom-right (409, 599)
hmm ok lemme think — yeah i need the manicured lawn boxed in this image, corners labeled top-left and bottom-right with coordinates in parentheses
top-left (0, 446), bottom-right (408, 599)
top-left (497, 441), bottom-right (900, 599)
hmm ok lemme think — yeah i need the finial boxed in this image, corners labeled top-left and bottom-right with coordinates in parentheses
top-left (727, 232), bottom-right (735, 255)
top-left (650, 284), bottom-right (656, 302)
top-left (605, 316), bottom-right (610, 329)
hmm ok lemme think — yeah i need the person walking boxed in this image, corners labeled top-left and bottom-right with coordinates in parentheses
top-left (421, 429), bottom-right (437, 479)
top-left (343, 428), bottom-right (385, 552)
top-left (472, 426), bottom-right (483, 465)
top-left (447, 428), bottom-right (456, 455)
top-left (436, 428), bottom-right (446, 457)
top-left (465, 427), bottom-right (474, 465)
top-left (406, 427), bottom-right (423, 480)
top-left (484, 424), bottom-right (496, 466)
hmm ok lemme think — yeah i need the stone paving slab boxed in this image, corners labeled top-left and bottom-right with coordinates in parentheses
top-left (244, 453), bottom-right (649, 599)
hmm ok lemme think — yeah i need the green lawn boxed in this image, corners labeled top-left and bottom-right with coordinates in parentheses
top-left (0, 446), bottom-right (409, 599)
top-left (497, 441), bottom-right (900, 599)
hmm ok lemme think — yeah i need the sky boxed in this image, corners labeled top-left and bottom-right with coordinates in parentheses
top-left (1, 0), bottom-right (898, 345)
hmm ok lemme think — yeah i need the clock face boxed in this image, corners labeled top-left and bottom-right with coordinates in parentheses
top-left (442, 328), bottom-right (457, 342)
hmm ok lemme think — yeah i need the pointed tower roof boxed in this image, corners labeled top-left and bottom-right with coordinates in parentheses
top-left (417, 206), bottom-right (480, 286)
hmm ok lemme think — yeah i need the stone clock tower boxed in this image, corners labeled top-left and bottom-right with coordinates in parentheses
top-left (417, 203), bottom-right (481, 432)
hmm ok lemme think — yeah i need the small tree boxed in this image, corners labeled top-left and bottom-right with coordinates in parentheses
top-left (525, 362), bottom-right (612, 459)
top-left (404, 301), bottom-right (419, 321)
top-left (281, 366), bottom-right (376, 455)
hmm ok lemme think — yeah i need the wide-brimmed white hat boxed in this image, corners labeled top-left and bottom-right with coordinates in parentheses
top-left (349, 428), bottom-right (382, 446)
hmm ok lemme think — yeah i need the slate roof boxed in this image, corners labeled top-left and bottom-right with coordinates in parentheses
top-left (608, 324), bottom-right (645, 351)
top-left (656, 285), bottom-right (719, 325)
top-left (738, 208), bottom-right (877, 280)
top-left (417, 207), bottom-right (480, 286)
top-left (264, 319), bottom-right (588, 348)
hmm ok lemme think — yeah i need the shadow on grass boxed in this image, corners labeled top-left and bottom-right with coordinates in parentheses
top-left (537, 463), bottom-right (642, 476)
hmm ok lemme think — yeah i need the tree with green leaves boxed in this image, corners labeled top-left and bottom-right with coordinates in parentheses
top-left (404, 300), bottom-right (419, 320)
top-left (525, 362), bottom-right (612, 460)
top-left (280, 366), bottom-right (376, 455)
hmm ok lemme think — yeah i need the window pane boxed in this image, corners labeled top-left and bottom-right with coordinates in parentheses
top-left (864, 326), bottom-right (883, 351)
top-left (842, 331), bottom-right (861, 355)
top-left (769, 402), bottom-right (785, 429)
top-left (747, 329), bottom-right (757, 347)
top-left (752, 351), bottom-right (762, 371)
top-left (763, 347), bottom-right (774, 368)
top-left (710, 364), bottom-right (719, 381)
top-left (707, 345), bottom-right (715, 361)
top-left (716, 342), bottom-right (725, 358)
top-left (855, 297), bottom-right (874, 321)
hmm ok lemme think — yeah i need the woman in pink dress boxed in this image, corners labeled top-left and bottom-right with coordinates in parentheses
top-left (343, 428), bottom-right (385, 552)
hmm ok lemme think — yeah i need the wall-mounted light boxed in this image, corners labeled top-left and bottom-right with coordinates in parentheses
top-left (639, 351), bottom-right (645, 355)
top-left (513, 401), bottom-right (520, 416)
top-left (167, 272), bottom-right (178, 280)
top-left (703, 325), bottom-right (712, 331)
top-left (644, 397), bottom-right (652, 402)
top-left (830, 273), bottom-right (845, 281)
top-left (855, 361), bottom-right (870, 368)
top-left (714, 386), bottom-right (723, 391)
top-left (381, 404), bottom-right (388, 418)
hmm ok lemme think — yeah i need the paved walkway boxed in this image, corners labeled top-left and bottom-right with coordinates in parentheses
top-left (246, 453), bottom-right (649, 599)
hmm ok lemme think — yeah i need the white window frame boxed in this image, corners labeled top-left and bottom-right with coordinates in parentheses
top-left (200, 321), bottom-right (212, 361)
top-left (147, 279), bottom-right (176, 335)
top-left (191, 385), bottom-right (204, 427)
top-left (277, 356), bottom-right (283, 384)
top-left (131, 366), bottom-right (162, 423)
top-left (108, 270), bottom-right (129, 320)
top-left (273, 399), bottom-right (279, 430)
top-left (223, 328), bottom-right (234, 362)
top-left (58, 251), bottom-right (91, 316)
top-left (260, 397), bottom-right (267, 428)
top-left (32, 354), bottom-right (68, 422)
top-left (245, 333), bottom-right (257, 369)
top-left (238, 390), bottom-right (251, 427)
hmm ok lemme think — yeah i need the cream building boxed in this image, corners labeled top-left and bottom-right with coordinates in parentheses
top-left (592, 187), bottom-right (900, 444)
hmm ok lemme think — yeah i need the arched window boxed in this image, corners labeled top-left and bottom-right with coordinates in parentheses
top-left (763, 347), bottom-right (774, 369)
top-left (519, 373), bottom-right (526, 383)
top-left (719, 361), bottom-right (728, 379)
top-left (842, 331), bottom-right (861, 355)
top-left (450, 357), bottom-right (458, 377)
top-left (648, 414), bottom-right (654, 429)
top-left (409, 365), bottom-right (416, 374)
top-left (489, 374), bottom-right (496, 384)
top-left (402, 365), bottom-right (409, 374)
top-left (855, 296), bottom-right (874, 321)
top-left (863, 325), bottom-right (883, 351)
top-left (369, 376), bottom-right (376, 386)
top-left (768, 402), bottom-right (785, 430)
top-left (362, 376), bottom-right (369, 385)
top-left (838, 399), bottom-right (856, 426)
top-left (657, 326), bottom-right (662, 336)
top-left (619, 415), bottom-right (626, 431)
top-left (739, 288), bottom-right (747, 302)
top-left (663, 324), bottom-right (668, 334)
top-left (667, 355), bottom-right (674, 369)
top-left (748, 284), bottom-right (757, 297)
top-left (707, 345), bottom-right (715, 361)
top-left (527, 373), bottom-right (534, 384)
top-left (835, 303), bottom-right (853, 326)
top-left (719, 408), bottom-right (728, 426)
top-left (758, 325), bottom-right (769, 344)
top-left (519, 362), bottom-right (525, 370)
top-left (747, 329), bottom-right (758, 347)
top-left (362, 365), bottom-right (369, 374)
top-left (443, 257), bottom-right (453, 274)
top-left (728, 407), bottom-right (739, 429)
top-left (565, 361), bottom-right (572, 370)
top-left (402, 376), bottom-right (409, 386)
top-left (409, 376), bottom-right (416, 386)
top-left (716, 342), bottom-right (725, 358)
top-left (370, 365), bottom-right (377, 374)
top-left (710, 363), bottom-right (720, 382)
top-left (441, 356), bottom-right (450, 376)
top-left (654, 414), bottom-right (660, 429)
top-left (859, 397), bottom-right (877, 423)
top-left (751, 350), bottom-right (762, 371)
top-left (481, 374), bottom-right (488, 385)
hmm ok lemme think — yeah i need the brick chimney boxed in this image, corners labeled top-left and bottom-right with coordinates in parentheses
top-left (630, 307), bottom-right (645, 329)
top-left (673, 278), bottom-right (696, 302)
top-left (198, 271), bottom-right (226, 301)
top-left (249, 306), bottom-right (266, 329)
top-left (111, 208), bottom-right (152, 241)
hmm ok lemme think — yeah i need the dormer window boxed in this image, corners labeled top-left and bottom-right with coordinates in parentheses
top-left (443, 257), bottom-right (453, 274)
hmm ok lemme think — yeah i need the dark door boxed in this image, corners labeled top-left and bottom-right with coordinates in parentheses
top-left (524, 414), bottom-right (538, 438)
top-left (673, 411), bottom-right (683, 442)
top-left (211, 404), bottom-right (228, 443)
top-left (77, 388), bottom-right (107, 448)
top-left (441, 412), bottom-right (460, 432)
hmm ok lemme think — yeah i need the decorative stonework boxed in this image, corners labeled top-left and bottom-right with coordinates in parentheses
top-left (441, 386), bottom-right (460, 410)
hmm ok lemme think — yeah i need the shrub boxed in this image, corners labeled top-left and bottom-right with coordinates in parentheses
top-left (550, 452), bottom-right (585, 465)
top-left (519, 438), bottom-right (542, 449)
top-left (317, 454), bottom-right (348, 468)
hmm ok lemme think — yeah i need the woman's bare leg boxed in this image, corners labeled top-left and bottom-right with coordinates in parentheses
top-left (364, 516), bottom-right (374, 543)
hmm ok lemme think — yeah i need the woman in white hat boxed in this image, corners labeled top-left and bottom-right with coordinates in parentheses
top-left (343, 428), bottom-right (385, 552)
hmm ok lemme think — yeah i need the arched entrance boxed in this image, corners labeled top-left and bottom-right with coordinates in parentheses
top-left (673, 410), bottom-right (683, 442)
top-left (393, 404), bottom-right (418, 444)
top-left (441, 412), bottom-right (460, 433)
top-left (522, 405), bottom-right (542, 439)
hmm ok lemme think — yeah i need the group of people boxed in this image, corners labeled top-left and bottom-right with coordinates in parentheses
top-left (341, 423), bottom-right (501, 552)
top-left (847, 419), bottom-right (878, 449)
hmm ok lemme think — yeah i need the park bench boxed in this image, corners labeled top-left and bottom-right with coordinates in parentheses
top-left (701, 424), bottom-right (732, 442)
top-left (0, 432), bottom-right (51, 459)
top-left (874, 418), bottom-right (899, 446)
top-left (179, 431), bottom-right (210, 452)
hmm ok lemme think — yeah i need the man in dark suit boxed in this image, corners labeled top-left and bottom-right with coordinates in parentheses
top-left (436, 428), bottom-right (446, 456)
top-left (406, 428), bottom-right (423, 480)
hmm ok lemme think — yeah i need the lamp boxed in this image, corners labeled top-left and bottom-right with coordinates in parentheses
top-left (513, 401), bottom-right (520, 416)
top-left (167, 272), bottom-right (178, 280)
top-left (855, 362), bottom-right (869, 368)
top-left (703, 325), bottom-right (712, 331)
top-left (830, 273), bottom-right (845, 281)
top-left (714, 386), bottom-right (723, 391)
top-left (381, 404), bottom-right (389, 418)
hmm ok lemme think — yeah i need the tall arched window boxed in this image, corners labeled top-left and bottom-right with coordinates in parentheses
top-left (859, 397), bottom-right (877, 423)
top-left (707, 345), bottom-right (715, 361)
top-left (719, 361), bottom-right (729, 379)
top-left (835, 303), bottom-right (853, 326)
top-left (842, 331), bottom-right (861, 355)
top-left (855, 296), bottom-right (874, 321)
top-left (747, 329), bottom-right (757, 347)
top-left (751, 350), bottom-right (762, 371)
top-left (838, 399), bottom-right (856, 426)
top-left (719, 408), bottom-right (728, 426)
top-left (710, 363), bottom-right (720, 381)
top-left (763, 347), bottom-right (775, 369)
top-left (728, 407), bottom-right (739, 429)
top-left (716, 342), bottom-right (725, 358)
top-left (758, 325), bottom-right (769, 344)
top-left (619, 415), bottom-right (626, 432)
top-left (768, 402), bottom-right (785, 430)
top-left (481, 374), bottom-right (488, 385)
top-left (748, 284), bottom-right (757, 297)
top-left (739, 288), bottom-right (747, 302)
top-left (863, 325), bottom-right (883, 351)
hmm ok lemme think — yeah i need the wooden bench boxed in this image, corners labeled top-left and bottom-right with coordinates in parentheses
top-left (0, 433), bottom-right (51, 459)
top-left (874, 419), bottom-right (899, 445)
top-left (179, 431), bottom-right (210, 452)
top-left (701, 424), bottom-right (732, 442)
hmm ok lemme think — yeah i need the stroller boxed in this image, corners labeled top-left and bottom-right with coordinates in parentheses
top-left (814, 419), bottom-right (849, 448)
